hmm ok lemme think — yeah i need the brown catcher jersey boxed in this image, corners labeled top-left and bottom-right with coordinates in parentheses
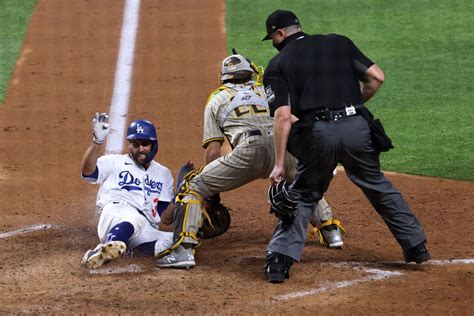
top-left (202, 82), bottom-right (273, 148)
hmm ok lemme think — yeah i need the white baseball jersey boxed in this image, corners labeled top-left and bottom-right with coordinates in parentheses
top-left (83, 154), bottom-right (174, 227)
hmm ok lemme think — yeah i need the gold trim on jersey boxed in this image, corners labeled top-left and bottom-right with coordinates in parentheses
top-left (202, 137), bottom-right (225, 148)
top-left (253, 65), bottom-right (265, 85)
top-left (206, 85), bottom-right (230, 105)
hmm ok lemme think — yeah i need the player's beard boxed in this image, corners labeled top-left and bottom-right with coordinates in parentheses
top-left (130, 151), bottom-right (149, 167)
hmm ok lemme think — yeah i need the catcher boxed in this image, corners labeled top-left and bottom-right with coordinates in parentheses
top-left (156, 52), bottom-right (346, 268)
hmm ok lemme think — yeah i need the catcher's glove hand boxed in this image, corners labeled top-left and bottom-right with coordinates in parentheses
top-left (268, 181), bottom-right (297, 227)
top-left (200, 195), bottom-right (231, 239)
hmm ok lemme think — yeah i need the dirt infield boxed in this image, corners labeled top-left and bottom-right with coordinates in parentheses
top-left (0, 0), bottom-right (472, 314)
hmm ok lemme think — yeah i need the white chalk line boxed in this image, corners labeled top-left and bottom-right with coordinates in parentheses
top-left (105, 0), bottom-right (141, 154)
top-left (230, 255), bottom-right (474, 302)
top-left (329, 259), bottom-right (474, 266)
top-left (89, 264), bottom-right (144, 275)
top-left (232, 255), bottom-right (474, 267)
top-left (86, 259), bottom-right (474, 277)
top-left (0, 224), bottom-right (59, 239)
top-left (273, 267), bottom-right (402, 301)
top-left (269, 259), bottom-right (474, 302)
top-left (427, 259), bottom-right (474, 265)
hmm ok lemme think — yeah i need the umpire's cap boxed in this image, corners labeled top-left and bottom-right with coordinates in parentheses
top-left (262, 10), bottom-right (300, 41)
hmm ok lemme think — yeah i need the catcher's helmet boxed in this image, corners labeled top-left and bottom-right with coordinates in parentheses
top-left (221, 54), bottom-right (256, 82)
top-left (126, 119), bottom-right (158, 163)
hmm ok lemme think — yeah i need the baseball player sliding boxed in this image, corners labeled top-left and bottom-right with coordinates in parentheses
top-left (81, 114), bottom-right (175, 269)
top-left (156, 53), bottom-right (345, 269)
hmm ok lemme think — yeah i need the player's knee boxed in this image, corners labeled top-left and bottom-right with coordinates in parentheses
top-left (106, 221), bottom-right (135, 243)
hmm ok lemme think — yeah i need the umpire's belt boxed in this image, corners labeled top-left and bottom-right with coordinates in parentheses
top-left (313, 104), bottom-right (362, 121)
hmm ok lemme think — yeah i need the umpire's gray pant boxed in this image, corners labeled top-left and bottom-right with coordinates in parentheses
top-left (268, 115), bottom-right (426, 261)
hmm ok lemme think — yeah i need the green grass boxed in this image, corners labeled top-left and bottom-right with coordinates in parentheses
top-left (0, 0), bottom-right (471, 180)
top-left (226, 0), bottom-right (474, 181)
top-left (0, 0), bottom-right (37, 105)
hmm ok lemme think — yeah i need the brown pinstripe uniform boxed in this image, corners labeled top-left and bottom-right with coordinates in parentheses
top-left (188, 82), bottom-right (295, 195)
top-left (177, 82), bottom-right (334, 246)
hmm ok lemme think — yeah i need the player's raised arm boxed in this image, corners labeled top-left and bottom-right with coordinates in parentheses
top-left (81, 112), bottom-right (110, 176)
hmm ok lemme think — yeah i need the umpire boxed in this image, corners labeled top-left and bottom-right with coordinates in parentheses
top-left (262, 10), bottom-right (430, 283)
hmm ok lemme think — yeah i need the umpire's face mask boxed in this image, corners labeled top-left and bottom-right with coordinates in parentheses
top-left (273, 41), bottom-right (285, 51)
top-left (271, 30), bottom-right (286, 51)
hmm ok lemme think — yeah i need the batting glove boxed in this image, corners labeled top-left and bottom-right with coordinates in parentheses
top-left (92, 112), bottom-right (110, 144)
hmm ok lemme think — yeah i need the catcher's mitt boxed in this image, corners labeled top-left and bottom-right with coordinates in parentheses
top-left (268, 181), bottom-right (297, 226)
top-left (200, 195), bottom-right (231, 239)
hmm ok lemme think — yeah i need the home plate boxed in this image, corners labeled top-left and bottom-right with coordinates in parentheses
top-left (89, 264), bottom-right (144, 275)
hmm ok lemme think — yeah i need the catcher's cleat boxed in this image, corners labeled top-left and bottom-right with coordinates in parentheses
top-left (264, 252), bottom-right (293, 284)
top-left (403, 241), bottom-right (431, 264)
top-left (155, 246), bottom-right (196, 269)
top-left (81, 241), bottom-right (127, 269)
top-left (320, 225), bottom-right (344, 249)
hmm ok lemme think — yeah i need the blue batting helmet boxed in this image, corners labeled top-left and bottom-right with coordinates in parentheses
top-left (126, 119), bottom-right (158, 162)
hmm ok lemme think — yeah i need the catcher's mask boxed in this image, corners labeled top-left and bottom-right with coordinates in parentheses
top-left (126, 119), bottom-right (158, 163)
top-left (221, 54), bottom-right (257, 82)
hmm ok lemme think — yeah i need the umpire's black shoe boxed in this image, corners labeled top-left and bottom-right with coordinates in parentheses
top-left (264, 252), bottom-right (293, 283)
top-left (403, 241), bottom-right (431, 264)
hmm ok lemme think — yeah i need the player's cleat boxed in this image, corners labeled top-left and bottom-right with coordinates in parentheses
top-left (264, 252), bottom-right (293, 283)
top-left (81, 241), bottom-right (127, 269)
top-left (320, 225), bottom-right (344, 249)
top-left (155, 246), bottom-right (196, 269)
top-left (403, 241), bottom-right (431, 264)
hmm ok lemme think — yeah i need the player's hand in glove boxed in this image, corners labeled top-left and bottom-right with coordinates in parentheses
top-left (92, 112), bottom-right (110, 144)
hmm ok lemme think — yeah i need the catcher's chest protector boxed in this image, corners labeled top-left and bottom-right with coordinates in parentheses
top-left (217, 86), bottom-right (268, 129)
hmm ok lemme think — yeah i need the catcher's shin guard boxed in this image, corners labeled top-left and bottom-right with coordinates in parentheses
top-left (307, 196), bottom-right (346, 247)
top-left (157, 192), bottom-right (207, 258)
top-left (310, 196), bottom-right (333, 226)
top-left (157, 165), bottom-right (219, 258)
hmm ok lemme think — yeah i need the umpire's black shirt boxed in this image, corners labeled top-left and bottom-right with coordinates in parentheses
top-left (264, 32), bottom-right (374, 118)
